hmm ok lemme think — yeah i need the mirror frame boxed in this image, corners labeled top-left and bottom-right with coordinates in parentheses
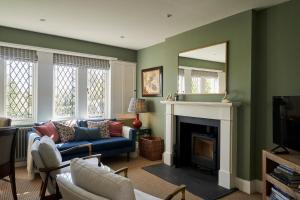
top-left (177, 41), bottom-right (229, 95)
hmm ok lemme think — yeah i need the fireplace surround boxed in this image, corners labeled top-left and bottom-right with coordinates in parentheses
top-left (161, 101), bottom-right (240, 189)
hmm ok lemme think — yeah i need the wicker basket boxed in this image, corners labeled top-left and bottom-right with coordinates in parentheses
top-left (139, 136), bottom-right (164, 161)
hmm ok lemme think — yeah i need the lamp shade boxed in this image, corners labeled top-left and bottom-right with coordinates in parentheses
top-left (128, 98), bottom-right (147, 113)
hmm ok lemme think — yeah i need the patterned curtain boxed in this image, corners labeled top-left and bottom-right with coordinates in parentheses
top-left (0, 46), bottom-right (38, 61)
top-left (53, 53), bottom-right (110, 69)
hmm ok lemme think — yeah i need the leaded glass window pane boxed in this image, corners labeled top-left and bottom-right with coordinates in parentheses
top-left (87, 68), bottom-right (108, 118)
top-left (54, 65), bottom-right (77, 118)
top-left (5, 59), bottom-right (34, 120)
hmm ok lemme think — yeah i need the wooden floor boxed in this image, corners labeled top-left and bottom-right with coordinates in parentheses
top-left (0, 156), bottom-right (262, 200)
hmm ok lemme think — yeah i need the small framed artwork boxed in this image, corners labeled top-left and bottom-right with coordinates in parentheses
top-left (142, 66), bottom-right (163, 97)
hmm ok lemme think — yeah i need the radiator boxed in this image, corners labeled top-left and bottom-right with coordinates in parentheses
top-left (15, 127), bottom-right (31, 162)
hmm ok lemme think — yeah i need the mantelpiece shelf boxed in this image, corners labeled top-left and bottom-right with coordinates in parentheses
top-left (262, 150), bottom-right (300, 200)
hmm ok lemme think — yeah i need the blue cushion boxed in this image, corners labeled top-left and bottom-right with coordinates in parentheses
top-left (91, 137), bottom-right (131, 152)
top-left (74, 127), bottom-right (101, 141)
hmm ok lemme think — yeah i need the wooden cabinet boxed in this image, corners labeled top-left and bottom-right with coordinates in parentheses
top-left (262, 150), bottom-right (300, 199)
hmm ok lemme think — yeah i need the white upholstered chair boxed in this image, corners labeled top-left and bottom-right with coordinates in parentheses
top-left (57, 158), bottom-right (186, 200)
top-left (31, 136), bottom-right (103, 200)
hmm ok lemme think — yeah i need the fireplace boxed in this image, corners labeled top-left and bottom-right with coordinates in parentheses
top-left (175, 116), bottom-right (220, 173)
top-left (161, 101), bottom-right (239, 189)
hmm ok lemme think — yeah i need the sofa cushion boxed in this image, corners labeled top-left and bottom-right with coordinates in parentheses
top-left (70, 158), bottom-right (135, 200)
top-left (91, 137), bottom-right (132, 152)
top-left (74, 127), bottom-right (102, 141)
top-left (108, 121), bottom-right (123, 137)
top-left (87, 120), bottom-right (110, 138)
top-left (34, 121), bottom-right (60, 142)
top-left (38, 136), bottom-right (62, 168)
top-left (54, 122), bottom-right (76, 143)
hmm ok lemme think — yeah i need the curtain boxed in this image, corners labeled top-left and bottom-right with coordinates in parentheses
top-left (53, 53), bottom-right (110, 69)
top-left (191, 69), bottom-right (218, 78)
top-left (0, 46), bottom-right (38, 61)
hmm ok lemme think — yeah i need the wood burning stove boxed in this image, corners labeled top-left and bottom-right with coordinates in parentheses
top-left (191, 133), bottom-right (217, 171)
top-left (175, 116), bottom-right (220, 173)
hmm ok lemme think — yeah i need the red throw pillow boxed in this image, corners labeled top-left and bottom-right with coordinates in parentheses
top-left (34, 121), bottom-right (60, 142)
top-left (108, 121), bottom-right (123, 137)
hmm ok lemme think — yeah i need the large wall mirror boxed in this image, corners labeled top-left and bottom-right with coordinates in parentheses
top-left (178, 42), bottom-right (228, 94)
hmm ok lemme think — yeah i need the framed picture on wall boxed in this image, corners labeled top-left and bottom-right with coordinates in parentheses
top-left (142, 66), bottom-right (163, 97)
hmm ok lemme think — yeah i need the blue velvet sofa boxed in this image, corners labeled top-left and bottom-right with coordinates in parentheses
top-left (27, 119), bottom-right (136, 179)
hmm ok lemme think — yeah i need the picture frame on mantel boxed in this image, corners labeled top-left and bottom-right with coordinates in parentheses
top-left (142, 66), bottom-right (163, 97)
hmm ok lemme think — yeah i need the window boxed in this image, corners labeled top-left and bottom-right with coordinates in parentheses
top-left (178, 68), bottom-right (185, 93)
top-left (5, 60), bottom-right (35, 121)
top-left (191, 69), bottom-right (219, 94)
top-left (87, 68), bottom-right (109, 118)
top-left (53, 53), bottom-right (110, 119)
top-left (53, 64), bottom-right (77, 118)
top-left (0, 46), bottom-right (37, 124)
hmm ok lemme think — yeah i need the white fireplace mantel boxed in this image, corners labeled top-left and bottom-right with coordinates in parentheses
top-left (160, 100), bottom-right (240, 189)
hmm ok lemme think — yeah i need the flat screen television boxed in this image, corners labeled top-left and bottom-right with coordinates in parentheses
top-left (273, 96), bottom-right (300, 152)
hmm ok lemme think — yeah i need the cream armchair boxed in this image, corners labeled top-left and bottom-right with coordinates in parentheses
top-left (57, 158), bottom-right (186, 200)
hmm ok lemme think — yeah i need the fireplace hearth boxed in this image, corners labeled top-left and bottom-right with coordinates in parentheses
top-left (175, 116), bottom-right (220, 173)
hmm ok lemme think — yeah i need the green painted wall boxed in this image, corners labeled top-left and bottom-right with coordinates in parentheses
top-left (0, 26), bottom-right (137, 62)
top-left (178, 57), bottom-right (225, 71)
top-left (253, 0), bottom-right (300, 179)
top-left (137, 11), bottom-right (254, 180)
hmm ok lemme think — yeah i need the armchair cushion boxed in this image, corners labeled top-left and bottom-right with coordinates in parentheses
top-left (70, 158), bottom-right (136, 200)
top-left (39, 136), bottom-right (62, 168)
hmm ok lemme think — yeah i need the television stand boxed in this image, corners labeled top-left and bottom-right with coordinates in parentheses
top-left (271, 145), bottom-right (290, 154)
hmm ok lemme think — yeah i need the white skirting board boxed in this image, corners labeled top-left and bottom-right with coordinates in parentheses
top-left (235, 177), bottom-right (262, 194)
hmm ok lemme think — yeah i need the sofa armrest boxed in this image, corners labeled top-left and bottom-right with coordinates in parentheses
top-left (27, 130), bottom-right (41, 180)
top-left (122, 126), bottom-right (136, 141)
top-left (122, 126), bottom-right (136, 152)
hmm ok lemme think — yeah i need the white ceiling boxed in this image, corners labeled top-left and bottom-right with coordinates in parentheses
top-left (0, 0), bottom-right (289, 50)
top-left (179, 43), bottom-right (226, 63)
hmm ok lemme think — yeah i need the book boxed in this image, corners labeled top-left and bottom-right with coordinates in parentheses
top-left (271, 172), bottom-right (300, 188)
top-left (278, 165), bottom-right (297, 175)
top-left (274, 168), bottom-right (300, 181)
top-left (271, 187), bottom-right (294, 200)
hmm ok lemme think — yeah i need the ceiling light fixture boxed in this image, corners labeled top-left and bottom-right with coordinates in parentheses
top-left (120, 36), bottom-right (125, 39)
top-left (167, 14), bottom-right (173, 18)
top-left (40, 18), bottom-right (46, 22)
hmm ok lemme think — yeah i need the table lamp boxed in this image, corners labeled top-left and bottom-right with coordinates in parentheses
top-left (128, 98), bottom-right (147, 129)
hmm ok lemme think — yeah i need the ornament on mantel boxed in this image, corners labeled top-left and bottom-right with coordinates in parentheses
top-left (222, 91), bottom-right (231, 103)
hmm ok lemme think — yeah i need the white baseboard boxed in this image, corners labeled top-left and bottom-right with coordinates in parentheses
top-left (235, 177), bottom-right (262, 194)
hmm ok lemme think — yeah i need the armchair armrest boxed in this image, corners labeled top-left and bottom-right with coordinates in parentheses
top-left (60, 143), bottom-right (92, 156)
top-left (114, 167), bottom-right (128, 178)
top-left (164, 185), bottom-right (186, 200)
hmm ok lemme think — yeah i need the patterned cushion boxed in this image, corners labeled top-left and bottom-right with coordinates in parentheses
top-left (54, 122), bottom-right (76, 143)
top-left (87, 120), bottom-right (110, 138)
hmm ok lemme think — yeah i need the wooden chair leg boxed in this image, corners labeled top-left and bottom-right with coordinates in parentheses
top-left (39, 182), bottom-right (44, 197)
top-left (9, 172), bottom-right (17, 200)
top-left (40, 173), bottom-right (49, 200)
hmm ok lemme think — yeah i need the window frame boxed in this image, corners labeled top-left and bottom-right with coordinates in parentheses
top-left (53, 64), bottom-right (79, 120)
top-left (1, 57), bottom-right (38, 125)
top-left (86, 67), bottom-right (110, 119)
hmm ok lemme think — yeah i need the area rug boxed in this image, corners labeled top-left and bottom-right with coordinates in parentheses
top-left (143, 163), bottom-right (237, 200)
